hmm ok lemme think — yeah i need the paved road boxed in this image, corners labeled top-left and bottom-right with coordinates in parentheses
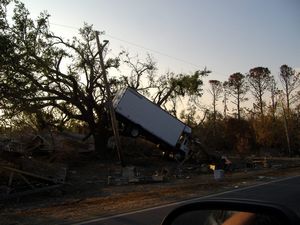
top-left (71, 175), bottom-right (300, 225)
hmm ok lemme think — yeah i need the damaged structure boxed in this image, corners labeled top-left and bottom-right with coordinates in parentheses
top-left (0, 158), bottom-right (67, 200)
top-left (0, 131), bottom-right (93, 200)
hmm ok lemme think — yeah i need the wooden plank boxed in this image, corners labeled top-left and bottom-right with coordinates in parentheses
top-left (1, 165), bottom-right (64, 184)
top-left (18, 173), bottom-right (35, 190)
top-left (8, 172), bottom-right (14, 187)
top-left (0, 184), bottom-right (62, 200)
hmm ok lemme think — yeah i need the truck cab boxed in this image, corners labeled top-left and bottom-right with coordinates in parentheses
top-left (178, 126), bottom-right (192, 154)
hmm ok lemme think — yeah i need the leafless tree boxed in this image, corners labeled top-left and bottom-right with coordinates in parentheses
top-left (247, 67), bottom-right (271, 117)
top-left (208, 80), bottom-right (223, 134)
top-left (279, 64), bottom-right (300, 115)
top-left (119, 51), bottom-right (157, 95)
top-left (268, 76), bottom-right (280, 119)
top-left (227, 73), bottom-right (248, 120)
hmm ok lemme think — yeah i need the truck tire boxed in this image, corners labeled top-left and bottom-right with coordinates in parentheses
top-left (130, 128), bottom-right (139, 137)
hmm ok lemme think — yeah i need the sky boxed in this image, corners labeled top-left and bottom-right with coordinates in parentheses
top-left (20, 0), bottom-right (300, 82)
top-left (12, 0), bottom-right (300, 114)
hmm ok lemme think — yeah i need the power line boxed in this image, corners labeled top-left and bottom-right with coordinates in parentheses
top-left (49, 22), bottom-right (213, 72)
top-left (8, 15), bottom-right (227, 77)
top-left (50, 22), bottom-right (229, 78)
top-left (103, 33), bottom-right (201, 69)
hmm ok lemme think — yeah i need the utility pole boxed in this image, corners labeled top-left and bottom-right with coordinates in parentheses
top-left (95, 31), bottom-right (124, 166)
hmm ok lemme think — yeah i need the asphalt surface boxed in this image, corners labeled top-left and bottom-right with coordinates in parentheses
top-left (72, 175), bottom-right (300, 225)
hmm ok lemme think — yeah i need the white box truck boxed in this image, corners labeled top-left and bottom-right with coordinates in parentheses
top-left (112, 87), bottom-right (192, 155)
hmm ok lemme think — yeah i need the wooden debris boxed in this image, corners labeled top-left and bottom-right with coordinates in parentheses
top-left (0, 158), bottom-right (67, 200)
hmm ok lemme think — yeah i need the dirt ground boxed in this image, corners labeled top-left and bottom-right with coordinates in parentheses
top-left (1, 152), bottom-right (300, 225)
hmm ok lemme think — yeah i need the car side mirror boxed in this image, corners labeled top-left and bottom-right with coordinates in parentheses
top-left (161, 199), bottom-right (300, 225)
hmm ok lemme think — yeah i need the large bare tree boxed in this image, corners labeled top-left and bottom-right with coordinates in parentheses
top-left (0, 1), bottom-right (120, 155)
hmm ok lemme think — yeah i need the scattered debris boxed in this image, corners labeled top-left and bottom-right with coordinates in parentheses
top-left (0, 131), bottom-right (94, 156)
top-left (1, 129), bottom-right (300, 205)
top-left (0, 138), bottom-right (25, 154)
top-left (252, 157), bottom-right (270, 168)
top-left (107, 165), bottom-right (167, 185)
top-left (0, 132), bottom-right (77, 200)
top-left (0, 158), bottom-right (67, 200)
top-left (214, 169), bottom-right (224, 181)
top-left (257, 176), bottom-right (275, 181)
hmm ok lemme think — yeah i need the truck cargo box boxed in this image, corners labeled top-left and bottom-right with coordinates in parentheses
top-left (113, 88), bottom-right (191, 153)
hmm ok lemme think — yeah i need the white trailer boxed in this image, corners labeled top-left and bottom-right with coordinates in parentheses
top-left (112, 87), bottom-right (191, 154)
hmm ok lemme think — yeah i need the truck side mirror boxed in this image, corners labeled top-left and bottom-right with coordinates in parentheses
top-left (161, 200), bottom-right (300, 225)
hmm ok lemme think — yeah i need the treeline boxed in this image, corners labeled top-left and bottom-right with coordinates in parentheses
top-left (181, 65), bottom-right (300, 156)
top-left (0, 1), bottom-right (299, 157)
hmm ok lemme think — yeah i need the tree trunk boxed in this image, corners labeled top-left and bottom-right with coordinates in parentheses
top-left (237, 93), bottom-right (241, 120)
top-left (92, 127), bottom-right (110, 158)
top-left (259, 92), bottom-right (264, 116)
top-left (213, 97), bottom-right (216, 137)
top-left (157, 86), bottom-right (176, 106)
top-left (282, 106), bottom-right (292, 156)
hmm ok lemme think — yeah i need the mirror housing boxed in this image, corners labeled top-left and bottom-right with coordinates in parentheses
top-left (161, 199), bottom-right (300, 225)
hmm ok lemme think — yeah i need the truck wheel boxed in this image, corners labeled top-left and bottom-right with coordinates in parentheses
top-left (131, 128), bottom-right (139, 137)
